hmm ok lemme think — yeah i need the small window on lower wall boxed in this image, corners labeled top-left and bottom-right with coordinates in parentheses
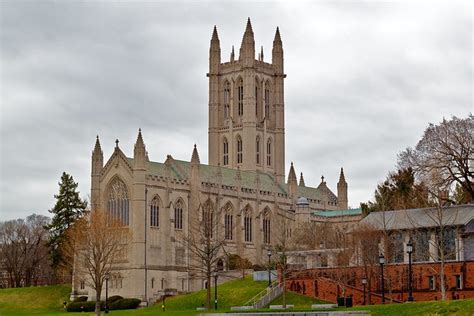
top-left (455, 275), bottom-right (463, 289)
top-left (429, 276), bottom-right (436, 290)
top-left (80, 280), bottom-right (85, 290)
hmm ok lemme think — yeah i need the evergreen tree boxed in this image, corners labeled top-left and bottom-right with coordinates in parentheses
top-left (45, 172), bottom-right (87, 270)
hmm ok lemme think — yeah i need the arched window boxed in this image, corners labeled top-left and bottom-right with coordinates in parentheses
top-left (224, 81), bottom-right (230, 119)
top-left (151, 278), bottom-right (155, 289)
top-left (236, 136), bottom-right (243, 164)
top-left (203, 201), bottom-right (214, 238)
top-left (237, 78), bottom-right (243, 116)
top-left (107, 178), bottom-right (129, 226)
top-left (223, 138), bottom-right (229, 166)
top-left (244, 209), bottom-right (252, 242)
top-left (174, 200), bottom-right (183, 230)
top-left (224, 203), bottom-right (233, 240)
top-left (266, 139), bottom-right (272, 166)
top-left (263, 210), bottom-right (271, 244)
top-left (150, 196), bottom-right (160, 227)
top-left (264, 83), bottom-right (270, 119)
top-left (256, 137), bottom-right (261, 165)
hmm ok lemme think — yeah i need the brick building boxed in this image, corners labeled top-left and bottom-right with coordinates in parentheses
top-left (286, 204), bottom-right (474, 305)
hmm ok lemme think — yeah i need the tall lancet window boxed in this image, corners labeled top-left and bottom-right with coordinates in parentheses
top-left (150, 196), bottom-right (160, 227)
top-left (264, 84), bottom-right (270, 119)
top-left (263, 210), bottom-right (271, 244)
top-left (266, 138), bottom-right (272, 166)
top-left (224, 204), bottom-right (233, 241)
top-left (236, 136), bottom-right (243, 164)
top-left (224, 81), bottom-right (230, 119)
top-left (223, 138), bottom-right (229, 166)
top-left (203, 201), bottom-right (214, 239)
top-left (256, 137), bottom-right (260, 165)
top-left (244, 209), bottom-right (252, 242)
top-left (107, 178), bottom-right (129, 226)
top-left (237, 79), bottom-right (244, 117)
top-left (174, 200), bottom-right (183, 230)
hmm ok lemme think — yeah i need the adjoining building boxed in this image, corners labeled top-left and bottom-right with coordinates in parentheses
top-left (72, 19), bottom-right (351, 303)
top-left (286, 204), bottom-right (474, 304)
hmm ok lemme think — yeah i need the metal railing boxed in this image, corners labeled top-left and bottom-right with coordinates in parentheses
top-left (244, 280), bottom-right (282, 309)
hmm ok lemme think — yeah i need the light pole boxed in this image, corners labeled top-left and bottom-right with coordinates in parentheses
top-left (161, 278), bottom-right (166, 312)
top-left (362, 277), bottom-right (367, 306)
top-left (105, 273), bottom-right (110, 314)
top-left (407, 239), bottom-right (414, 302)
top-left (213, 272), bottom-right (218, 310)
top-left (379, 253), bottom-right (385, 304)
top-left (267, 250), bottom-right (272, 287)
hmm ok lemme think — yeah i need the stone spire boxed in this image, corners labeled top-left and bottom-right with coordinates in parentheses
top-left (91, 135), bottom-right (103, 175)
top-left (191, 144), bottom-right (200, 165)
top-left (260, 45), bottom-right (264, 61)
top-left (337, 167), bottom-right (348, 210)
top-left (272, 26), bottom-right (283, 73)
top-left (134, 128), bottom-right (146, 169)
top-left (299, 172), bottom-right (305, 187)
top-left (230, 45), bottom-right (235, 62)
top-left (209, 25), bottom-right (221, 74)
top-left (287, 162), bottom-right (297, 197)
top-left (239, 17), bottom-right (255, 66)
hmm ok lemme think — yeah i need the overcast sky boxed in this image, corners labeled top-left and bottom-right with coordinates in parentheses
top-left (1, 1), bottom-right (472, 221)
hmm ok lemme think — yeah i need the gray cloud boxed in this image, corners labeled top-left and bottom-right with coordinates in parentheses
top-left (0, 1), bottom-right (472, 220)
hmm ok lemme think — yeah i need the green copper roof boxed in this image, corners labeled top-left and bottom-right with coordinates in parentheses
top-left (312, 208), bottom-right (362, 217)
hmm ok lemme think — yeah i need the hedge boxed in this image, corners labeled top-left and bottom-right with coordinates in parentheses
top-left (73, 296), bottom-right (88, 302)
top-left (108, 295), bottom-right (123, 304)
top-left (109, 298), bottom-right (141, 310)
top-left (66, 301), bottom-right (103, 312)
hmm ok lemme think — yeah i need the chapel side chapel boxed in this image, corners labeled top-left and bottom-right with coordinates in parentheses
top-left (72, 19), bottom-right (350, 302)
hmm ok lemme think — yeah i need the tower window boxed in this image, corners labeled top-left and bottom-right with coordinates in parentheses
top-left (237, 137), bottom-right (243, 164)
top-left (237, 79), bottom-right (243, 116)
top-left (223, 138), bottom-right (229, 166)
top-left (107, 178), bottom-right (129, 226)
top-left (266, 139), bottom-right (272, 166)
top-left (256, 137), bottom-right (260, 165)
top-left (150, 196), bottom-right (160, 227)
top-left (255, 86), bottom-right (258, 116)
top-left (265, 87), bottom-right (270, 119)
top-left (224, 82), bottom-right (230, 119)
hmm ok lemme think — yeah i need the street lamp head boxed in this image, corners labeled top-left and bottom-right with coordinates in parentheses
top-left (267, 250), bottom-right (272, 257)
top-left (407, 239), bottom-right (413, 254)
top-left (105, 273), bottom-right (110, 281)
top-left (379, 253), bottom-right (385, 265)
top-left (362, 277), bottom-right (367, 285)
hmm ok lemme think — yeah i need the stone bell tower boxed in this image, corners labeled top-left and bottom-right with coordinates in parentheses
top-left (207, 18), bottom-right (286, 183)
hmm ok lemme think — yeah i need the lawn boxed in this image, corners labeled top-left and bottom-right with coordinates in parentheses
top-left (1, 280), bottom-right (474, 316)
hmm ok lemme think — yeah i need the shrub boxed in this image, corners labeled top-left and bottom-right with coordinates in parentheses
top-left (73, 296), bottom-right (88, 302)
top-left (66, 301), bottom-right (103, 312)
top-left (109, 298), bottom-right (141, 310)
top-left (108, 295), bottom-right (123, 303)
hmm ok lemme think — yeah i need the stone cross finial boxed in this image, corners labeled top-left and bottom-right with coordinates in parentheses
top-left (115, 139), bottom-right (119, 148)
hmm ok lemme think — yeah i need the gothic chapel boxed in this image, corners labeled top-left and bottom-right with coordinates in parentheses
top-left (73, 19), bottom-right (349, 303)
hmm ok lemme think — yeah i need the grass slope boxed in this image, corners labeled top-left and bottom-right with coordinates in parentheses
top-left (0, 284), bottom-right (70, 315)
top-left (269, 291), bottom-right (327, 308)
top-left (1, 279), bottom-right (474, 316)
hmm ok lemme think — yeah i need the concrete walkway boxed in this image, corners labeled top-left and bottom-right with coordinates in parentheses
top-left (200, 311), bottom-right (369, 316)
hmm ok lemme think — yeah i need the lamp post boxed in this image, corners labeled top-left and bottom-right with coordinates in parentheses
top-left (267, 250), bottom-right (272, 287)
top-left (379, 253), bottom-right (385, 304)
top-left (362, 277), bottom-right (367, 306)
top-left (407, 239), bottom-right (414, 302)
top-left (213, 272), bottom-right (218, 310)
top-left (105, 273), bottom-right (110, 314)
top-left (161, 278), bottom-right (166, 312)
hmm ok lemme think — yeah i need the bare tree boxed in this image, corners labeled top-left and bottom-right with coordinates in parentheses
top-left (273, 212), bottom-right (296, 309)
top-left (0, 214), bottom-right (52, 288)
top-left (398, 114), bottom-right (474, 203)
top-left (64, 211), bottom-right (129, 315)
top-left (178, 199), bottom-right (226, 310)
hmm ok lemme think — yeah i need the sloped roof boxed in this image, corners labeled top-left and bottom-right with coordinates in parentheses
top-left (312, 208), bottom-right (362, 218)
top-left (127, 157), bottom-right (336, 199)
top-left (358, 204), bottom-right (474, 231)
